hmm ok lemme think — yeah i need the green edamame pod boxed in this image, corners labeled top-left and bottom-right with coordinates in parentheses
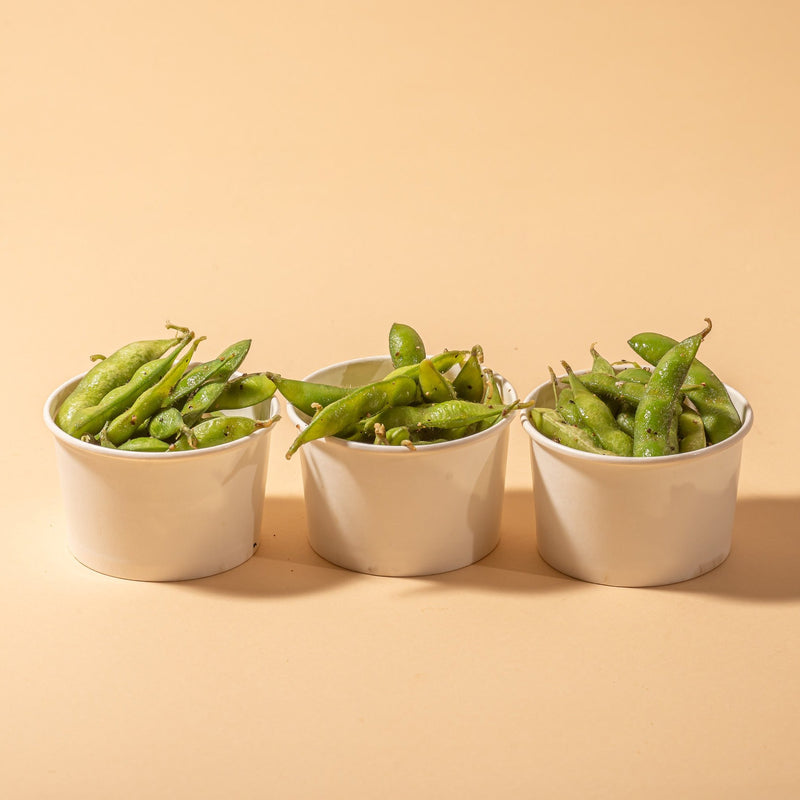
top-left (56, 324), bottom-right (190, 435)
top-left (562, 362), bottom-right (633, 457)
top-left (356, 398), bottom-right (513, 436)
top-left (147, 407), bottom-right (196, 447)
top-left (97, 422), bottom-right (116, 449)
top-left (628, 322), bottom-right (741, 444)
top-left (576, 372), bottom-right (646, 409)
top-left (549, 364), bottom-right (580, 427)
top-left (149, 407), bottom-right (185, 440)
top-left (171, 414), bottom-right (279, 451)
top-left (388, 322), bottom-right (426, 368)
top-left (557, 389), bottom-right (582, 428)
top-left (209, 374), bottom-right (277, 411)
top-left (678, 407), bottom-right (707, 452)
top-left (452, 346), bottom-right (485, 402)
top-left (118, 436), bottom-right (171, 453)
top-left (473, 368), bottom-right (507, 432)
top-left (548, 366), bottom-right (561, 405)
top-left (580, 372), bottom-right (699, 417)
top-left (384, 350), bottom-right (468, 381)
top-left (267, 373), bottom-right (355, 416)
top-left (68, 332), bottom-right (194, 439)
top-left (479, 369), bottom-right (500, 404)
top-left (384, 426), bottom-right (412, 446)
top-left (553, 382), bottom-right (582, 428)
top-left (170, 339), bottom-right (251, 405)
top-left (633, 320), bottom-right (711, 457)
top-left (180, 381), bottom-right (228, 427)
top-left (105, 337), bottom-right (205, 446)
top-left (286, 376), bottom-right (418, 458)
top-left (614, 367), bottom-right (651, 384)
top-left (667, 400), bottom-right (681, 455)
top-left (615, 409), bottom-right (636, 438)
top-left (528, 407), bottom-right (615, 455)
top-left (418, 358), bottom-right (457, 402)
top-left (590, 343), bottom-right (615, 376)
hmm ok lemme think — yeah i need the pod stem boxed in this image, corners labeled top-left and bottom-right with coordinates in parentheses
top-left (255, 414), bottom-right (281, 430)
top-left (373, 423), bottom-right (389, 445)
top-left (165, 321), bottom-right (192, 337)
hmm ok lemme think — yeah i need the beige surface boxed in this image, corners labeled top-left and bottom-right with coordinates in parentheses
top-left (2, 2), bottom-right (799, 797)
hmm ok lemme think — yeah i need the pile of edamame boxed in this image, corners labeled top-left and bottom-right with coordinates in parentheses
top-left (528, 318), bottom-right (743, 457)
top-left (271, 322), bottom-right (518, 458)
top-left (56, 323), bottom-right (279, 452)
top-left (56, 318), bottom-right (742, 460)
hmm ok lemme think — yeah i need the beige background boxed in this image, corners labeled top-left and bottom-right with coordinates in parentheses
top-left (2, 2), bottom-right (799, 797)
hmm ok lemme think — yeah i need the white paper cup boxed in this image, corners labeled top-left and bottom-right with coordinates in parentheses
top-left (286, 356), bottom-right (517, 577)
top-left (520, 375), bottom-right (753, 587)
top-left (44, 374), bottom-right (280, 581)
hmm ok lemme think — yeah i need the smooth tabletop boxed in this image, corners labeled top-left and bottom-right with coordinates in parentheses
top-left (2, 3), bottom-right (799, 798)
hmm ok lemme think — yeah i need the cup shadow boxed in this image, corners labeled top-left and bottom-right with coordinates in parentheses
top-left (417, 494), bottom-right (800, 600)
top-left (660, 496), bottom-right (800, 601)
top-left (178, 493), bottom-right (800, 601)
top-left (178, 494), bottom-right (358, 598)
top-left (400, 489), bottom-right (581, 595)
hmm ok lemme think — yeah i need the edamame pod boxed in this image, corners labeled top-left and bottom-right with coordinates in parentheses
top-left (633, 320), bottom-right (711, 457)
top-left (615, 409), bottom-right (636, 438)
top-left (209, 374), bottom-right (277, 411)
top-left (170, 339), bottom-right (251, 404)
top-left (55, 324), bottom-right (190, 434)
top-left (286, 376), bottom-right (418, 458)
top-left (384, 426), bottom-right (412, 446)
top-left (549, 366), bottom-right (581, 427)
top-left (388, 322), bottom-right (426, 368)
top-left (180, 381), bottom-right (227, 427)
top-left (528, 407), bottom-right (615, 455)
top-left (678, 407), bottom-right (707, 452)
top-left (267, 373), bottom-right (355, 416)
top-left (105, 337), bottom-right (205, 446)
top-left (171, 414), bottom-right (280, 451)
top-left (452, 346), bottom-right (485, 402)
top-left (356, 398), bottom-right (513, 436)
top-left (418, 358), bottom-right (457, 402)
top-left (118, 437), bottom-right (171, 453)
top-left (148, 407), bottom-right (196, 447)
top-left (562, 362), bottom-right (633, 457)
top-left (590, 343), bottom-right (615, 376)
top-left (614, 367), bottom-right (651, 384)
top-left (384, 350), bottom-right (468, 381)
top-left (68, 333), bottom-right (194, 439)
top-left (576, 372), bottom-right (646, 408)
top-left (149, 407), bottom-right (186, 440)
top-left (628, 326), bottom-right (741, 444)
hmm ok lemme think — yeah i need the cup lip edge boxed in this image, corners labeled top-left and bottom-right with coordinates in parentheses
top-left (43, 371), bottom-right (281, 460)
top-left (284, 354), bottom-right (518, 455)
top-left (519, 372), bottom-right (753, 465)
